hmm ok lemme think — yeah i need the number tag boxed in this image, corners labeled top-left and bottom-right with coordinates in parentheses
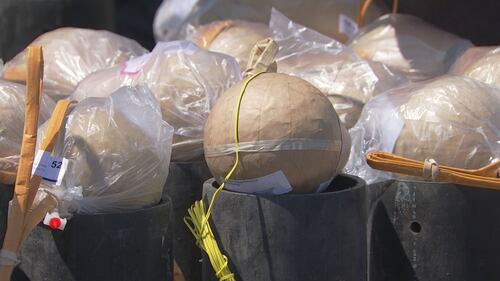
top-left (32, 150), bottom-right (68, 185)
top-left (339, 14), bottom-right (359, 39)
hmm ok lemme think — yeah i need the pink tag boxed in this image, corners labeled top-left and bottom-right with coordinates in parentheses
top-left (121, 54), bottom-right (152, 75)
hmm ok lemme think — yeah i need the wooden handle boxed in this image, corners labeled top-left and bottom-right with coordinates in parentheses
top-left (21, 194), bottom-right (57, 244)
top-left (367, 151), bottom-right (500, 190)
top-left (0, 47), bottom-right (76, 280)
top-left (26, 99), bottom-right (76, 210)
top-left (0, 45), bottom-right (43, 280)
top-left (13, 46), bottom-right (43, 212)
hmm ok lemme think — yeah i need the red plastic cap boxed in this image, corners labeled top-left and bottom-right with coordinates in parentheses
top-left (49, 217), bottom-right (62, 229)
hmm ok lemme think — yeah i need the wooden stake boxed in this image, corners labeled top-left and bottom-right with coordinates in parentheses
top-left (0, 45), bottom-right (43, 280)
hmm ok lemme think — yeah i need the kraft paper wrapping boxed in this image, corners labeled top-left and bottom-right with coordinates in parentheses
top-left (204, 73), bottom-right (348, 193)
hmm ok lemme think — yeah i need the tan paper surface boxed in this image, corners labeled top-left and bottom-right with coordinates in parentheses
top-left (204, 39), bottom-right (349, 193)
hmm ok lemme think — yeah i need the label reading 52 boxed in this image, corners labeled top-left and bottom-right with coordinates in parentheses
top-left (51, 161), bottom-right (63, 169)
top-left (32, 150), bottom-right (68, 185)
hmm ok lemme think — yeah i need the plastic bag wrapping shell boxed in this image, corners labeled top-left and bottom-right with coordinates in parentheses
top-left (73, 41), bottom-right (241, 161)
top-left (450, 46), bottom-right (500, 87)
top-left (271, 9), bottom-right (407, 129)
top-left (4, 28), bottom-right (147, 101)
top-left (0, 80), bottom-right (55, 173)
top-left (345, 75), bottom-right (500, 184)
top-left (187, 19), bottom-right (272, 69)
top-left (37, 86), bottom-right (174, 215)
top-left (153, 0), bottom-right (388, 43)
top-left (349, 14), bottom-right (473, 81)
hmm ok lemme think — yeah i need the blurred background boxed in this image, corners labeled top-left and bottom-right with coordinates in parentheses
top-left (1, 0), bottom-right (499, 61)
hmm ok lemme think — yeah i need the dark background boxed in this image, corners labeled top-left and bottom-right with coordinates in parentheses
top-left (0, 0), bottom-right (163, 61)
top-left (1, 0), bottom-right (499, 61)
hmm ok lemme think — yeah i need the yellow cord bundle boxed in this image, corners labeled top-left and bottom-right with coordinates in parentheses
top-left (184, 72), bottom-right (264, 281)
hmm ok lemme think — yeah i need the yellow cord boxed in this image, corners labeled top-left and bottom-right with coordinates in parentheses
top-left (184, 72), bottom-right (265, 281)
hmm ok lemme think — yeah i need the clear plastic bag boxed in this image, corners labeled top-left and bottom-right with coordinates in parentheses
top-left (38, 86), bottom-right (174, 215)
top-left (72, 41), bottom-right (241, 162)
top-left (349, 14), bottom-right (473, 81)
top-left (187, 19), bottom-right (272, 69)
top-left (450, 46), bottom-right (500, 87)
top-left (153, 0), bottom-right (388, 43)
top-left (345, 75), bottom-right (500, 184)
top-left (271, 9), bottom-right (407, 129)
top-left (3, 28), bottom-right (147, 101)
top-left (0, 80), bottom-right (55, 177)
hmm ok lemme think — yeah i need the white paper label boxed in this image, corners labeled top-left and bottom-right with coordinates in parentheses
top-left (222, 170), bottom-right (293, 195)
top-left (32, 150), bottom-right (68, 185)
top-left (43, 212), bottom-right (67, 231)
top-left (339, 14), bottom-right (359, 39)
top-left (121, 53), bottom-right (152, 75)
top-left (316, 176), bottom-right (335, 193)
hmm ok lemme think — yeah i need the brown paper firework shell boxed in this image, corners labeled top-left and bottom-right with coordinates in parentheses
top-left (72, 41), bottom-right (241, 161)
top-left (204, 73), bottom-right (350, 193)
top-left (346, 75), bottom-right (500, 184)
top-left (450, 46), bottom-right (500, 87)
top-left (349, 14), bottom-right (472, 81)
top-left (3, 28), bottom-right (147, 101)
top-left (394, 76), bottom-right (499, 169)
top-left (190, 19), bottom-right (272, 69)
top-left (38, 86), bottom-right (173, 214)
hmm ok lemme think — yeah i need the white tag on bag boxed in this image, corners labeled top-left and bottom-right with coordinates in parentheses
top-left (32, 150), bottom-right (68, 185)
top-left (222, 170), bottom-right (293, 195)
top-left (43, 211), bottom-right (67, 231)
